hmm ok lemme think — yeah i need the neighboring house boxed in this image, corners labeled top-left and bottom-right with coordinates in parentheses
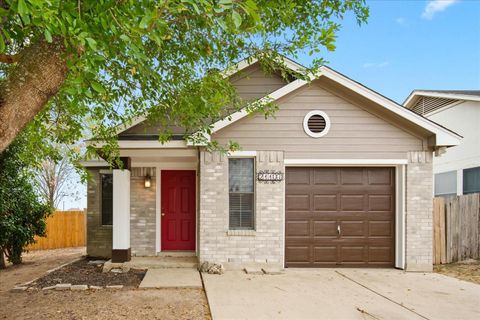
top-left (82, 56), bottom-right (461, 272)
top-left (404, 91), bottom-right (480, 197)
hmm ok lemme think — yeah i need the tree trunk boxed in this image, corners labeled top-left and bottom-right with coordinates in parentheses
top-left (0, 249), bottom-right (5, 269)
top-left (0, 38), bottom-right (68, 152)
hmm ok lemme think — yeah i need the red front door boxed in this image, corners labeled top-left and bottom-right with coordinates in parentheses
top-left (161, 170), bottom-right (196, 251)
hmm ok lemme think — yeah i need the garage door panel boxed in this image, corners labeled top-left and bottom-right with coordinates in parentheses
top-left (369, 221), bottom-right (393, 237)
top-left (285, 167), bottom-right (395, 268)
top-left (368, 169), bottom-right (393, 186)
top-left (286, 221), bottom-right (310, 237)
top-left (286, 194), bottom-right (310, 211)
top-left (340, 221), bottom-right (366, 237)
top-left (340, 246), bottom-right (366, 262)
top-left (285, 246), bottom-right (310, 263)
top-left (313, 246), bottom-right (337, 263)
top-left (369, 246), bottom-right (393, 263)
top-left (313, 168), bottom-right (338, 185)
top-left (340, 194), bottom-right (366, 211)
top-left (340, 168), bottom-right (364, 185)
top-left (368, 195), bottom-right (393, 211)
top-left (313, 221), bottom-right (337, 237)
top-left (286, 168), bottom-right (310, 185)
top-left (313, 194), bottom-right (337, 211)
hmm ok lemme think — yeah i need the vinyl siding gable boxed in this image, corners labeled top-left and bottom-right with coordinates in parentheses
top-left (213, 82), bottom-right (425, 160)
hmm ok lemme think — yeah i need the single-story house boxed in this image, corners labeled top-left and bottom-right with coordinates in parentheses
top-left (83, 55), bottom-right (461, 272)
top-left (403, 90), bottom-right (480, 197)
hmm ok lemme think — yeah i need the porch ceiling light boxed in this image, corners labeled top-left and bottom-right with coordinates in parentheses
top-left (144, 174), bottom-right (151, 188)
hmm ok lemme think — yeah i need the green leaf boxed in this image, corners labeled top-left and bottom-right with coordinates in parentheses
top-left (120, 34), bottom-right (130, 42)
top-left (17, 0), bottom-right (29, 15)
top-left (232, 10), bottom-right (242, 28)
top-left (91, 81), bottom-right (106, 94)
top-left (0, 35), bottom-right (5, 53)
top-left (44, 29), bottom-right (52, 43)
top-left (85, 37), bottom-right (97, 50)
top-left (139, 13), bottom-right (152, 29)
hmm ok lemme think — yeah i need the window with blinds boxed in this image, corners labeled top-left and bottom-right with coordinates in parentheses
top-left (101, 173), bottom-right (113, 225)
top-left (229, 158), bottom-right (255, 230)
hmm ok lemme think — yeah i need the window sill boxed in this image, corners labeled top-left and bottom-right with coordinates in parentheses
top-left (227, 230), bottom-right (256, 237)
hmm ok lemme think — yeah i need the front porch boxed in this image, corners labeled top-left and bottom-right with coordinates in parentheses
top-left (103, 255), bottom-right (198, 272)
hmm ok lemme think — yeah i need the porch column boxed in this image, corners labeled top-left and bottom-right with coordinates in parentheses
top-left (112, 168), bottom-right (131, 262)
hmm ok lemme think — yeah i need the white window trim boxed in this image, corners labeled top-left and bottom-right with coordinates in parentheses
top-left (228, 157), bottom-right (256, 231)
top-left (303, 110), bottom-right (331, 138)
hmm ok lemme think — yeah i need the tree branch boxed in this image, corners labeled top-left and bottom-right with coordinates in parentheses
top-left (0, 53), bottom-right (21, 64)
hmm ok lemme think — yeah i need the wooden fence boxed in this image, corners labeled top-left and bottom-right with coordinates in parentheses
top-left (433, 193), bottom-right (480, 264)
top-left (27, 210), bottom-right (86, 250)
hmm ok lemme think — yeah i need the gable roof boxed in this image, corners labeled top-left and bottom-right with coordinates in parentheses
top-left (209, 62), bottom-right (462, 147)
top-left (404, 90), bottom-right (480, 108)
top-left (114, 55), bottom-right (462, 148)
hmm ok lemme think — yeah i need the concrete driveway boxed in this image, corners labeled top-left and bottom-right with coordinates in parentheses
top-left (202, 268), bottom-right (480, 320)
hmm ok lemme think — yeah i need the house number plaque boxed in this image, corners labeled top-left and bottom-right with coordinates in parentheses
top-left (257, 170), bottom-right (284, 183)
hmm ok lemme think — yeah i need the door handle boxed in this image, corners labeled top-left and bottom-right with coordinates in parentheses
top-left (161, 213), bottom-right (165, 217)
top-left (337, 224), bottom-right (341, 236)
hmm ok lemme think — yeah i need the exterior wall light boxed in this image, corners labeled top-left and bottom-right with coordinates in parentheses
top-left (144, 174), bottom-right (151, 188)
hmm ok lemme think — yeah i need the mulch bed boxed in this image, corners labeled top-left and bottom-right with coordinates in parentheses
top-left (31, 258), bottom-right (146, 288)
top-left (434, 259), bottom-right (480, 285)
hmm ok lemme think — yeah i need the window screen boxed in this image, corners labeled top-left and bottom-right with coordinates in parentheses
top-left (463, 167), bottom-right (480, 195)
top-left (229, 158), bottom-right (255, 230)
top-left (434, 171), bottom-right (457, 197)
top-left (101, 174), bottom-right (113, 225)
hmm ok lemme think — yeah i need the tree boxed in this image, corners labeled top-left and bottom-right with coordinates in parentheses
top-left (0, 135), bottom-right (52, 267)
top-left (0, 0), bottom-right (369, 161)
top-left (34, 157), bottom-right (80, 209)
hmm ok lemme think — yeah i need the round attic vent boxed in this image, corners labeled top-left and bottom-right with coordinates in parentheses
top-left (303, 110), bottom-right (331, 138)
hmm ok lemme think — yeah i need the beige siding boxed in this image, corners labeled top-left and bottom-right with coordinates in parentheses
top-left (230, 63), bottom-right (288, 100)
top-left (213, 82), bottom-right (425, 159)
top-left (120, 123), bottom-right (185, 136)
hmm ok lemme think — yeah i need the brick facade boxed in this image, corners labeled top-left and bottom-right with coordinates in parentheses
top-left (130, 168), bottom-right (157, 256)
top-left (87, 167), bottom-right (157, 258)
top-left (405, 151), bottom-right (434, 272)
top-left (199, 150), bottom-right (284, 268)
top-left (86, 169), bottom-right (112, 258)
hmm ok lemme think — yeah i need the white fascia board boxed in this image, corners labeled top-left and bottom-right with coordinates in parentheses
top-left (221, 55), bottom-right (306, 78)
top-left (211, 79), bottom-right (308, 133)
top-left (228, 151), bottom-right (257, 157)
top-left (88, 140), bottom-right (189, 149)
top-left (114, 115), bottom-right (147, 135)
top-left (404, 91), bottom-right (480, 107)
top-left (319, 67), bottom-right (462, 147)
top-left (80, 159), bottom-right (109, 167)
top-left (284, 159), bottom-right (408, 166)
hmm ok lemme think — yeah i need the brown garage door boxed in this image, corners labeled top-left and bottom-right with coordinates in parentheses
top-left (285, 167), bottom-right (395, 268)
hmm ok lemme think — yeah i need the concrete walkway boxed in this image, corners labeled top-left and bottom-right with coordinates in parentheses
top-left (139, 268), bottom-right (202, 289)
top-left (202, 268), bottom-right (480, 320)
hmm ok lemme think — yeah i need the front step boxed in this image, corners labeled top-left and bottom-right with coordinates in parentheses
top-left (128, 256), bottom-right (198, 269)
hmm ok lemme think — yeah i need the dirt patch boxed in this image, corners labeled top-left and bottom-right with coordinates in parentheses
top-left (32, 259), bottom-right (146, 288)
top-left (0, 289), bottom-right (211, 320)
top-left (0, 247), bottom-right (85, 291)
top-left (434, 259), bottom-right (480, 285)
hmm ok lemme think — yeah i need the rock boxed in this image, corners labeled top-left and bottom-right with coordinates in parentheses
top-left (110, 268), bottom-right (123, 273)
top-left (55, 283), bottom-right (72, 291)
top-left (198, 261), bottom-right (225, 275)
top-left (42, 286), bottom-right (56, 291)
top-left (10, 286), bottom-right (28, 292)
top-left (89, 285), bottom-right (103, 290)
top-left (106, 285), bottom-right (123, 290)
top-left (71, 285), bottom-right (88, 291)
